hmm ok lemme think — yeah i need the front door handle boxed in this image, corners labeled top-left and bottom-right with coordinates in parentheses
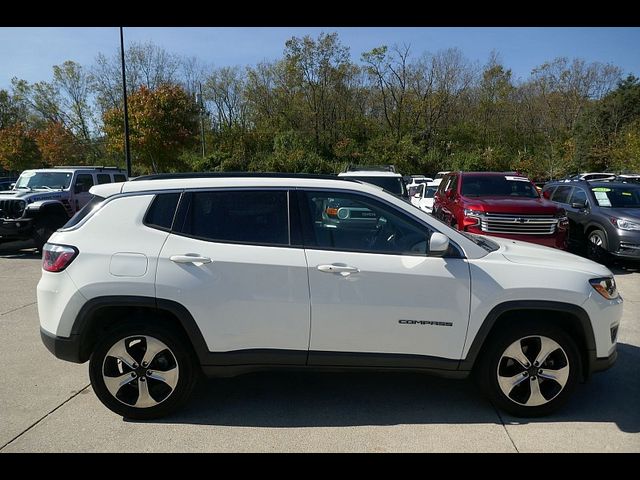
top-left (170, 254), bottom-right (212, 264)
top-left (317, 264), bottom-right (359, 274)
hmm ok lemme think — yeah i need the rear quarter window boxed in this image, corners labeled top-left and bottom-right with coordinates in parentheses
top-left (144, 193), bottom-right (181, 231)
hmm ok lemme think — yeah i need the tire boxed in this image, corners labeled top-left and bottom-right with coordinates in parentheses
top-left (586, 229), bottom-right (610, 265)
top-left (476, 321), bottom-right (581, 417)
top-left (89, 322), bottom-right (199, 420)
top-left (33, 219), bottom-right (56, 252)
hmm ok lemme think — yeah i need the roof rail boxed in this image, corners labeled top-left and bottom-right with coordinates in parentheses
top-left (52, 166), bottom-right (126, 171)
top-left (344, 164), bottom-right (396, 173)
top-left (130, 171), bottom-right (358, 182)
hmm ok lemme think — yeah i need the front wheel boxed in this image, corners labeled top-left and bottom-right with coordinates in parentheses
top-left (477, 322), bottom-right (581, 417)
top-left (587, 229), bottom-right (610, 264)
top-left (89, 323), bottom-right (199, 420)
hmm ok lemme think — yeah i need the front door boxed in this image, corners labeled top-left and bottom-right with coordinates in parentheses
top-left (72, 173), bottom-right (95, 212)
top-left (155, 189), bottom-right (310, 364)
top-left (299, 190), bottom-right (471, 367)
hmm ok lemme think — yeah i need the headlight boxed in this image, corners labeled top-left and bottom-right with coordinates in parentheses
top-left (612, 217), bottom-right (640, 231)
top-left (589, 277), bottom-right (619, 300)
top-left (11, 200), bottom-right (26, 217)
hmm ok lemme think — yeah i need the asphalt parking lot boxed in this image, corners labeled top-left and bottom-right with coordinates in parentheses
top-left (0, 241), bottom-right (638, 452)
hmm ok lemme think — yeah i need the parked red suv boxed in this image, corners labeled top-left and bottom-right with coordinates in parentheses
top-left (433, 171), bottom-right (568, 249)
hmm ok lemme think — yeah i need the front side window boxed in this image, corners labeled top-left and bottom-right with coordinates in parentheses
top-left (569, 188), bottom-right (587, 205)
top-left (113, 174), bottom-right (127, 183)
top-left (177, 190), bottom-right (289, 246)
top-left (302, 191), bottom-right (429, 255)
top-left (75, 174), bottom-right (94, 193)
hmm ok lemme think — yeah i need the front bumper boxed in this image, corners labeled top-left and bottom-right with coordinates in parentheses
top-left (0, 217), bottom-right (34, 240)
top-left (40, 328), bottom-right (84, 363)
top-left (588, 348), bottom-right (617, 376)
top-left (610, 230), bottom-right (640, 258)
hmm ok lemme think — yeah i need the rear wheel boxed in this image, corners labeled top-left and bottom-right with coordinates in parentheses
top-left (89, 323), bottom-right (199, 420)
top-left (477, 322), bottom-right (581, 417)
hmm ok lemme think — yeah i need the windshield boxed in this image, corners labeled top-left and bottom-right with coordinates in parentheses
top-left (591, 186), bottom-right (640, 208)
top-left (461, 175), bottom-right (539, 198)
top-left (16, 171), bottom-right (72, 190)
top-left (351, 176), bottom-right (407, 197)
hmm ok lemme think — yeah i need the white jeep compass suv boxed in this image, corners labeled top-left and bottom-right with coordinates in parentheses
top-left (38, 173), bottom-right (622, 419)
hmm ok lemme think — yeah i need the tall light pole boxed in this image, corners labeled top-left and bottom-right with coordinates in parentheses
top-left (120, 27), bottom-right (132, 177)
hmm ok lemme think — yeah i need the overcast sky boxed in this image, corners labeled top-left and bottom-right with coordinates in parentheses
top-left (1, 27), bottom-right (639, 89)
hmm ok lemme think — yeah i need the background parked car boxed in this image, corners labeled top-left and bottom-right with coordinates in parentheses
top-left (433, 171), bottom-right (568, 249)
top-left (338, 165), bottom-right (408, 198)
top-left (542, 180), bottom-right (640, 263)
top-left (0, 177), bottom-right (18, 191)
top-left (410, 182), bottom-right (438, 214)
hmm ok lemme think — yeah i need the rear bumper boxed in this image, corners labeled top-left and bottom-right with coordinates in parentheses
top-left (40, 328), bottom-right (84, 363)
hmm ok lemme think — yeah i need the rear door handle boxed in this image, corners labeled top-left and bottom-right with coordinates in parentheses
top-left (317, 264), bottom-right (359, 274)
top-left (170, 255), bottom-right (212, 264)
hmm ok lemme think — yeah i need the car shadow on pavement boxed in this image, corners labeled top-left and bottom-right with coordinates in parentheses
top-left (0, 241), bottom-right (39, 259)
top-left (135, 342), bottom-right (639, 433)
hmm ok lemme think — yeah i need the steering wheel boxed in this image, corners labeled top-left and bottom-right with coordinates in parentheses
top-left (370, 217), bottom-right (398, 251)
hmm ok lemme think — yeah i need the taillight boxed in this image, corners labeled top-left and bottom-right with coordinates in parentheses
top-left (42, 244), bottom-right (78, 272)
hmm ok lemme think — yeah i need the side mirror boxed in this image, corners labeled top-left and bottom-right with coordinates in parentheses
top-left (542, 191), bottom-right (551, 199)
top-left (571, 201), bottom-right (587, 209)
top-left (446, 190), bottom-right (455, 199)
top-left (429, 232), bottom-right (450, 257)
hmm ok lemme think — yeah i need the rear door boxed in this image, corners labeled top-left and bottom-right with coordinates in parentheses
top-left (155, 189), bottom-right (310, 364)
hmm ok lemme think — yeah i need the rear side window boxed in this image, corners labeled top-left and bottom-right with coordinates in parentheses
top-left (176, 190), bottom-right (289, 246)
top-left (97, 174), bottom-right (111, 184)
top-left (63, 195), bottom-right (105, 229)
top-left (144, 193), bottom-right (181, 231)
top-left (113, 174), bottom-right (127, 182)
top-left (551, 186), bottom-right (573, 204)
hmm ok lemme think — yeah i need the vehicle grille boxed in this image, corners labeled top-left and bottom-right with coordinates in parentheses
top-left (480, 213), bottom-right (557, 235)
top-left (0, 199), bottom-right (25, 219)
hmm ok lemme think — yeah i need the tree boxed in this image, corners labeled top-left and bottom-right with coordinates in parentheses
top-left (103, 84), bottom-right (199, 173)
top-left (52, 61), bottom-right (95, 155)
top-left (35, 121), bottom-right (82, 167)
top-left (0, 123), bottom-right (42, 172)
